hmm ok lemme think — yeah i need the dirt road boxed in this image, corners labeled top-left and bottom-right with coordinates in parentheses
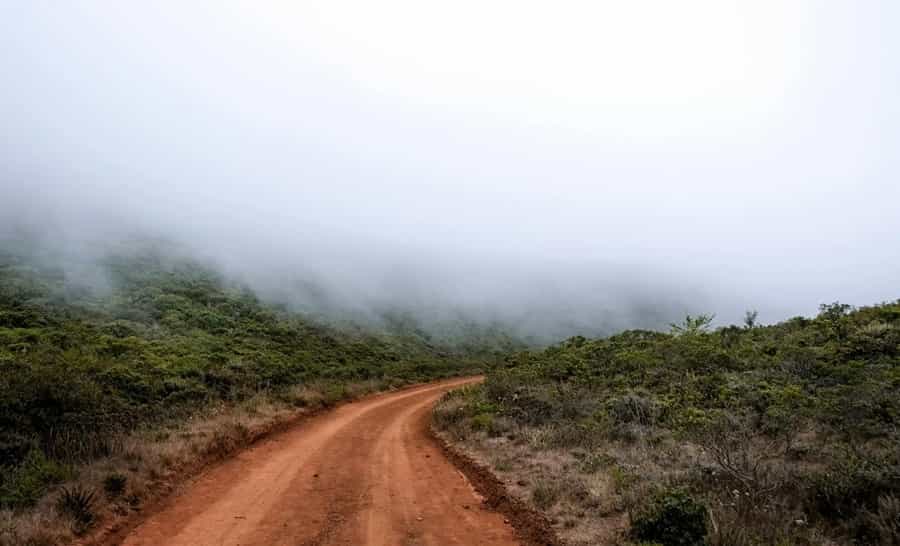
top-left (118, 377), bottom-right (520, 546)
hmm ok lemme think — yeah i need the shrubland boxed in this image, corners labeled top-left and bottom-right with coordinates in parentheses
top-left (435, 302), bottom-right (900, 545)
top-left (0, 243), bottom-right (515, 544)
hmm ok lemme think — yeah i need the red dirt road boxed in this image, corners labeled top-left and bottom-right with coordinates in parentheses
top-left (118, 377), bottom-right (520, 546)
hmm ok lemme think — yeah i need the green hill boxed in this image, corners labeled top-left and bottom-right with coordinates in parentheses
top-left (0, 244), bottom-right (515, 510)
top-left (436, 301), bottom-right (900, 545)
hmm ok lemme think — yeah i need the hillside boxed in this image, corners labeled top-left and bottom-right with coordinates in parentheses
top-left (0, 244), bottom-right (516, 519)
top-left (435, 302), bottom-right (900, 545)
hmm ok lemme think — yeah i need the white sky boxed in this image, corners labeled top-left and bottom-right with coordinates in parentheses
top-left (2, 1), bottom-right (898, 330)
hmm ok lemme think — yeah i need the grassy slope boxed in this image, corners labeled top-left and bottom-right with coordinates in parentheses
top-left (435, 302), bottom-right (900, 546)
top-left (0, 245), bottom-right (515, 515)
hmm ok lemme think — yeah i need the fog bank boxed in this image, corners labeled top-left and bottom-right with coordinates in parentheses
top-left (2, 2), bottom-right (899, 339)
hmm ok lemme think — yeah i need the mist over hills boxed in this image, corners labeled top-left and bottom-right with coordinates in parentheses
top-left (3, 2), bottom-right (899, 343)
top-left (2, 172), bottom-right (893, 345)
top-left (0, 216), bottom-right (694, 346)
top-left (4, 170), bottom-right (705, 346)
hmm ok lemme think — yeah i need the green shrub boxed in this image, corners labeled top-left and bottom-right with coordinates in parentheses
top-left (0, 432), bottom-right (35, 467)
top-left (321, 384), bottom-right (347, 405)
top-left (631, 488), bottom-right (708, 546)
top-left (0, 449), bottom-right (68, 509)
top-left (471, 412), bottom-right (495, 432)
top-left (807, 454), bottom-right (900, 521)
top-left (505, 390), bottom-right (557, 425)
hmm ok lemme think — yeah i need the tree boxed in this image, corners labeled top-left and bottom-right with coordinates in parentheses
top-left (669, 314), bottom-right (715, 336)
top-left (743, 310), bottom-right (759, 329)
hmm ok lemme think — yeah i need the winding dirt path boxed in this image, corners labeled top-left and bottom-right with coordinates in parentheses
top-left (117, 377), bottom-right (520, 546)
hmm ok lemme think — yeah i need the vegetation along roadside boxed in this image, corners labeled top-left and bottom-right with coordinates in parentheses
top-left (0, 244), bottom-right (517, 545)
top-left (434, 302), bottom-right (900, 546)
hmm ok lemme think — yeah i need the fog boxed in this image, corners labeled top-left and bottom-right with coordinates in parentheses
top-left (2, 2), bottom-right (899, 340)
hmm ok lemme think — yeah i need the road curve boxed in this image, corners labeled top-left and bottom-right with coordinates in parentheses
top-left (118, 377), bottom-right (520, 546)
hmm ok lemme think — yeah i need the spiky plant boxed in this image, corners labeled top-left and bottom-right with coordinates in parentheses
top-left (56, 485), bottom-right (97, 534)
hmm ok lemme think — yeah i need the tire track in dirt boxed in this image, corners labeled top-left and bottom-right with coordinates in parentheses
top-left (114, 377), bottom-right (522, 546)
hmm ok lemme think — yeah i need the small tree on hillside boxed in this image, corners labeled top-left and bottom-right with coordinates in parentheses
top-left (743, 310), bottom-right (759, 329)
top-left (670, 314), bottom-right (715, 336)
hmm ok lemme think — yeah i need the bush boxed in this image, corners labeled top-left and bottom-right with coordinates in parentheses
top-left (56, 485), bottom-right (96, 534)
top-left (807, 454), bottom-right (900, 521)
top-left (606, 393), bottom-right (660, 426)
top-left (432, 392), bottom-right (470, 432)
top-left (865, 494), bottom-right (900, 545)
top-left (103, 473), bottom-right (127, 498)
top-left (532, 479), bottom-right (562, 510)
top-left (471, 412), bottom-right (495, 432)
top-left (631, 488), bottom-right (708, 546)
top-left (0, 432), bottom-right (35, 468)
top-left (0, 449), bottom-right (68, 509)
top-left (444, 300), bottom-right (900, 545)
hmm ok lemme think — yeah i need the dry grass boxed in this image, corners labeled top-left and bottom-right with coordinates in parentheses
top-left (0, 379), bottom-right (393, 546)
top-left (434, 392), bottom-right (855, 546)
top-left (434, 400), bottom-right (632, 546)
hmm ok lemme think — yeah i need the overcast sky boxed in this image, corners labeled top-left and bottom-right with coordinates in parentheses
top-left (2, 2), bottom-right (898, 333)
